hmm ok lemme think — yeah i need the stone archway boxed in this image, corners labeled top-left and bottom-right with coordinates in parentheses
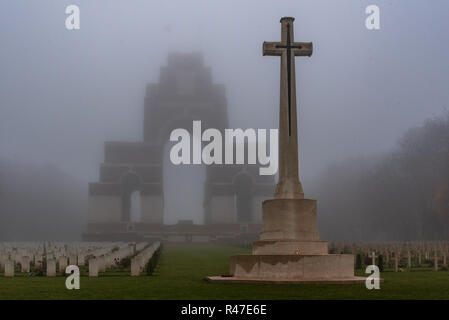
top-left (233, 173), bottom-right (254, 223)
top-left (162, 137), bottom-right (206, 225)
top-left (120, 171), bottom-right (142, 222)
top-left (86, 53), bottom-right (275, 240)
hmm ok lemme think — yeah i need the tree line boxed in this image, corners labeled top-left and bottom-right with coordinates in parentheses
top-left (314, 112), bottom-right (449, 241)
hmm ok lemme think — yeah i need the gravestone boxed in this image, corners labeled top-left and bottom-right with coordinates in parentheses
top-left (98, 255), bottom-right (106, 272)
top-left (35, 255), bottom-right (43, 268)
top-left (4, 260), bottom-right (14, 277)
top-left (104, 254), bottom-right (111, 269)
top-left (131, 256), bottom-right (144, 276)
top-left (208, 17), bottom-right (366, 283)
top-left (58, 256), bottom-right (68, 273)
top-left (89, 259), bottom-right (99, 277)
top-left (46, 259), bottom-right (56, 277)
top-left (77, 254), bottom-right (85, 266)
top-left (408, 251), bottom-right (412, 269)
top-left (21, 256), bottom-right (30, 273)
top-left (434, 254), bottom-right (438, 271)
top-left (395, 253), bottom-right (399, 272)
top-left (69, 255), bottom-right (77, 266)
top-left (371, 252), bottom-right (377, 266)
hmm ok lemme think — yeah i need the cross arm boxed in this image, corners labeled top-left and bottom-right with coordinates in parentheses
top-left (263, 41), bottom-right (313, 57)
top-left (263, 42), bottom-right (283, 56)
top-left (293, 42), bottom-right (313, 57)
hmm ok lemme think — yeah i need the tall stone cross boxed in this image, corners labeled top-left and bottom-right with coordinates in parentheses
top-left (263, 17), bottom-right (312, 199)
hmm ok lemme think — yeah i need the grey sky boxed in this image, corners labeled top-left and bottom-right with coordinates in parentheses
top-left (1, 0), bottom-right (448, 225)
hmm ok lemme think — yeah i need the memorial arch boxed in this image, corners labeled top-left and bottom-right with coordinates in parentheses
top-left (85, 53), bottom-right (274, 242)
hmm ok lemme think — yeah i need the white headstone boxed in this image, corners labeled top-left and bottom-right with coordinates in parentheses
top-left (58, 256), bottom-right (68, 273)
top-left (434, 254), bottom-right (438, 271)
top-left (21, 256), bottom-right (30, 273)
top-left (35, 255), bottom-right (43, 268)
top-left (5, 260), bottom-right (14, 277)
top-left (69, 255), bottom-right (77, 266)
top-left (395, 254), bottom-right (399, 272)
top-left (131, 256), bottom-right (143, 276)
top-left (77, 254), bottom-right (85, 266)
top-left (89, 259), bottom-right (98, 277)
top-left (46, 259), bottom-right (56, 277)
top-left (98, 255), bottom-right (106, 272)
top-left (407, 251), bottom-right (412, 269)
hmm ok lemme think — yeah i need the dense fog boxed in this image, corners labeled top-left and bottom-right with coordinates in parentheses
top-left (310, 113), bottom-right (449, 241)
top-left (0, 0), bottom-right (448, 240)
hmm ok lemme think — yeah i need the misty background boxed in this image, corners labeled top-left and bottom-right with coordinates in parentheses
top-left (0, 0), bottom-right (448, 240)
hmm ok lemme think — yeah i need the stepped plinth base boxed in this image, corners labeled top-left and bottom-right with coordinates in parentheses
top-left (253, 240), bottom-right (328, 255)
top-left (206, 276), bottom-right (367, 284)
top-left (230, 254), bottom-right (355, 279)
top-left (207, 254), bottom-right (366, 284)
top-left (207, 198), bottom-right (362, 284)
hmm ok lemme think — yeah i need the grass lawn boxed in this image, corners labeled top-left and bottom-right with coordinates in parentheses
top-left (0, 244), bottom-right (448, 300)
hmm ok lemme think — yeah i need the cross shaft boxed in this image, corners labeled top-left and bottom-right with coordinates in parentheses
top-left (262, 17), bottom-right (313, 199)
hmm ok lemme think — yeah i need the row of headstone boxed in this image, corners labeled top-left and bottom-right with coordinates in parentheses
top-left (131, 242), bottom-right (161, 276)
top-left (330, 241), bottom-right (449, 272)
top-left (0, 242), bottom-right (136, 277)
top-left (87, 243), bottom-right (137, 277)
top-left (135, 242), bottom-right (149, 252)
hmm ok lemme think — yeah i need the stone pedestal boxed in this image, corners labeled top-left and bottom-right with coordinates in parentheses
top-left (259, 199), bottom-right (319, 240)
top-left (252, 199), bottom-right (328, 256)
top-left (208, 199), bottom-right (365, 284)
top-left (253, 240), bottom-right (328, 255)
top-left (230, 253), bottom-right (354, 279)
